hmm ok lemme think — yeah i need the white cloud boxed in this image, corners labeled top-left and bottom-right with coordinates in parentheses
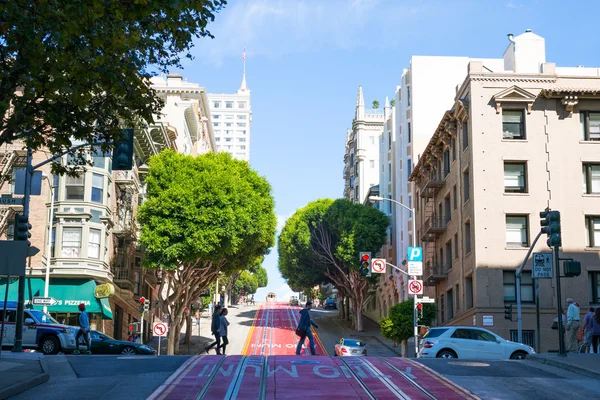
top-left (276, 213), bottom-right (293, 233)
top-left (506, 1), bottom-right (523, 8)
top-left (189, 0), bottom-right (427, 66)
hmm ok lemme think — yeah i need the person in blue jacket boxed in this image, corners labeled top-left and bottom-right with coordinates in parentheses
top-left (296, 301), bottom-right (319, 356)
top-left (73, 303), bottom-right (91, 354)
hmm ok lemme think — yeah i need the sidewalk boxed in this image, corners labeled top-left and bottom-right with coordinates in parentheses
top-left (0, 352), bottom-right (49, 400)
top-left (528, 352), bottom-right (600, 379)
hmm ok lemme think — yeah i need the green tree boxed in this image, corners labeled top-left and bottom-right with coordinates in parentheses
top-left (380, 300), bottom-right (437, 356)
top-left (138, 150), bottom-right (276, 354)
top-left (235, 271), bottom-right (258, 296)
top-left (372, 99), bottom-right (380, 109)
top-left (253, 266), bottom-right (268, 288)
top-left (278, 199), bottom-right (389, 331)
top-left (0, 1), bottom-right (226, 171)
top-left (390, 99), bottom-right (396, 107)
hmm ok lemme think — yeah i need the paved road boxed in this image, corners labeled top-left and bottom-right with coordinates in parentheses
top-left (417, 358), bottom-right (600, 399)
top-left (241, 301), bottom-right (327, 356)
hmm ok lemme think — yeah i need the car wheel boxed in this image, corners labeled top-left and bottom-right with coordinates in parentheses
top-left (121, 346), bottom-right (137, 355)
top-left (436, 349), bottom-right (457, 359)
top-left (40, 336), bottom-right (60, 355)
top-left (510, 351), bottom-right (528, 360)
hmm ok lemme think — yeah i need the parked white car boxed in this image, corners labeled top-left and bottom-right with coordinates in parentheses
top-left (417, 326), bottom-right (535, 360)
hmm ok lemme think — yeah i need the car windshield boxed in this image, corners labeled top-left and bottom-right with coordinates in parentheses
top-left (343, 339), bottom-right (365, 347)
top-left (28, 310), bottom-right (60, 324)
top-left (423, 328), bottom-right (449, 339)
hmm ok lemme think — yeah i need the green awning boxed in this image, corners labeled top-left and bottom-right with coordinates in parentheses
top-left (0, 278), bottom-right (113, 320)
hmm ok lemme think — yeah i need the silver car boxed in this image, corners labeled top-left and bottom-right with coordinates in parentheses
top-left (334, 338), bottom-right (367, 356)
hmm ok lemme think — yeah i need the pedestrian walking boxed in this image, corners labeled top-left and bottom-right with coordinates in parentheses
top-left (295, 301), bottom-right (319, 356)
top-left (565, 298), bottom-right (580, 352)
top-left (589, 308), bottom-right (600, 354)
top-left (204, 305), bottom-right (222, 354)
top-left (582, 307), bottom-right (595, 353)
top-left (73, 303), bottom-right (91, 354)
top-left (218, 308), bottom-right (230, 355)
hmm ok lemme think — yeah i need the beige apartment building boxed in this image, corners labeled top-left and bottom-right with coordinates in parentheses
top-left (409, 30), bottom-right (600, 352)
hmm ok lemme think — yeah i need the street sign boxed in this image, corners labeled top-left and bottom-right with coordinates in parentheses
top-left (483, 315), bottom-right (494, 327)
top-left (416, 296), bottom-right (435, 304)
top-left (32, 297), bottom-right (57, 306)
top-left (408, 280), bottom-right (423, 295)
top-left (533, 252), bottom-right (553, 279)
top-left (407, 261), bottom-right (423, 276)
top-left (408, 247), bottom-right (423, 262)
top-left (371, 258), bottom-right (386, 273)
top-left (0, 196), bottom-right (23, 205)
top-left (153, 322), bottom-right (168, 337)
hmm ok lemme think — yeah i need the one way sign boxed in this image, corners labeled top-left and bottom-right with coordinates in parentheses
top-left (32, 297), bottom-right (58, 306)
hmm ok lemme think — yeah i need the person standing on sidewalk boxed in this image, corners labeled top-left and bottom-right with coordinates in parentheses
top-left (582, 307), bottom-right (595, 353)
top-left (565, 298), bottom-right (580, 352)
top-left (296, 301), bottom-right (319, 356)
top-left (204, 305), bottom-right (222, 354)
top-left (73, 303), bottom-right (91, 354)
top-left (589, 308), bottom-right (600, 354)
top-left (218, 308), bottom-right (230, 355)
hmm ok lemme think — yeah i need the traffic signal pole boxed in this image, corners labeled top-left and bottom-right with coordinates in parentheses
top-left (554, 244), bottom-right (566, 356)
top-left (515, 230), bottom-right (542, 345)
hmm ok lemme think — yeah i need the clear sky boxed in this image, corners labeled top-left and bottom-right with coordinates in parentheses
top-left (175, 0), bottom-right (600, 301)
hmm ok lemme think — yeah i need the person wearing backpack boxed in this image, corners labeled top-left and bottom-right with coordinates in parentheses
top-left (218, 308), bottom-right (230, 355)
top-left (589, 308), bottom-right (600, 354)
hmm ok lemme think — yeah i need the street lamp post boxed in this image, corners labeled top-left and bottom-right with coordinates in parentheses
top-left (42, 173), bottom-right (55, 314)
top-left (369, 195), bottom-right (419, 358)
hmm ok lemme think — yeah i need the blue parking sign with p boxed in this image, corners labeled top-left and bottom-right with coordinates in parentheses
top-left (408, 247), bottom-right (423, 262)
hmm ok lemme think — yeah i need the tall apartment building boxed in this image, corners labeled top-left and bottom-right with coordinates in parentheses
top-left (0, 74), bottom-right (212, 343)
top-left (343, 86), bottom-right (385, 203)
top-left (393, 56), bottom-right (505, 303)
top-left (207, 71), bottom-right (251, 161)
top-left (409, 30), bottom-right (600, 352)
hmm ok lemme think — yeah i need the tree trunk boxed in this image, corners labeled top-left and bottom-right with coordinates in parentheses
top-left (224, 291), bottom-right (230, 307)
top-left (355, 299), bottom-right (365, 332)
top-left (167, 324), bottom-right (177, 355)
top-left (174, 320), bottom-right (183, 354)
top-left (400, 339), bottom-right (408, 357)
top-left (184, 314), bottom-right (192, 344)
top-left (345, 298), bottom-right (350, 321)
top-left (338, 295), bottom-right (345, 320)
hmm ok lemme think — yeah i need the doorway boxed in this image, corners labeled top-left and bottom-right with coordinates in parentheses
top-left (113, 305), bottom-right (123, 340)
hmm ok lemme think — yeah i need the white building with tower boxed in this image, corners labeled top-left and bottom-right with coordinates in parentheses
top-left (207, 54), bottom-right (252, 161)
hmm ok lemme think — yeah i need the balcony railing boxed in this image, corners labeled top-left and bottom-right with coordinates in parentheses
top-left (114, 170), bottom-right (140, 189)
top-left (423, 263), bottom-right (448, 286)
top-left (421, 216), bottom-right (448, 241)
top-left (112, 266), bottom-right (135, 289)
top-left (421, 169), bottom-right (449, 192)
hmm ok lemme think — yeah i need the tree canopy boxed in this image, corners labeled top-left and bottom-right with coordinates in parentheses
top-left (0, 0), bottom-right (226, 170)
top-left (380, 300), bottom-right (436, 355)
top-left (278, 198), bottom-right (389, 331)
top-left (138, 150), bottom-right (276, 353)
top-left (253, 266), bottom-right (268, 288)
top-left (236, 271), bottom-right (258, 295)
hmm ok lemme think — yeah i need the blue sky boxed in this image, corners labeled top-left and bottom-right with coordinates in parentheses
top-left (175, 0), bottom-right (600, 301)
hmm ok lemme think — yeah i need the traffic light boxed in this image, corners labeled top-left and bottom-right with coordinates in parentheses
top-left (359, 252), bottom-right (371, 277)
top-left (143, 298), bottom-right (150, 313)
top-left (112, 128), bottom-right (134, 171)
top-left (504, 304), bottom-right (513, 321)
top-left (15, 213), bottom-right (32, 245)
top-left (139, 296), bottom-right (145, 313)
top-left (540, 210), bottom-right (561, 248)
top-left (417, 303), bottom-right (423, 320)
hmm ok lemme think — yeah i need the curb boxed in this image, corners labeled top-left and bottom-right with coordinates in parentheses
top-left (527, 355), bottom-right (600, 379)
top-left (0, 373), bottom-right (49, 400)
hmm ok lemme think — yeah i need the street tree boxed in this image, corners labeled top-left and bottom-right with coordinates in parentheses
top-left (278, 198), bottom-right (389, 331)
top-left (0, 1), bottom-right (226, 172)
top-left (138, 150), bottom-right (276, 354)
top-left (253, 266), bottom-right (268, 288)
top-left (372, 99), bottom-right (380, 109)
top-left (380, 300), bottom-right (436, 356)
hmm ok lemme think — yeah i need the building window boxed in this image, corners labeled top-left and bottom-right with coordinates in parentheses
top-left (453, 185), bottom-right (457, 210)
top-left (510, 330), bottom-right (535, 348)
top-left (215, 137), bottom-right (221, 142)
top-left (463, 170), bottom-right (470, 202)
top-left (388, 164), bottom-right (392, 182)
top-left (586, 216), bottom-right (600, 247)
top-left (369, 160), bottom-right (374, 168)
top-left (51, 227), bottom-right (56, 257)
top-left (388, 133), bottom-right (392, 150)
top-left (91, 173), bottom-right (104, 203)
top-left (445, 241), bottom-right (452, 270)
top-left (407, 86), bottom-right (411, 107)
top-left (225, 115), bottom-right (233, 120)
top-left (134, 271), bottom-right (141, 295)
top-left (465, 277), bottom-right (473, 309)
top-left (88, 228), bottom-right (101, 259)
top-left (454, 233), bottom-right (459, 259)
top-left (239, 130), bottom-right (247, 135)
top-left (444, 196), bottom-right (451, 224)
top-left (65, 175), bottom-right (85, 200)
top-left (506, 215), bottom-right (529, 247)
top-left (238, 101), bottom-right (246, 108)
top-left (583, 163), bottom-right (600, 194)
top-left (238, 138), bottom-right (246, 143)
top-left (62, 227), bottom-right (82, 258)
top-left (407, 122), bottom-right (412, 143)
top-left (91, 147), bottom-right (107, 169)
top-left (589, 272), bottom-right (600, 303)
top-left (225, 122), bottom-right (232, 127)
top-left (581, 111), bottom-right (600, 141)
top-left (213, 101), bottom-right (220, 108)
top-left (6, 221), bottom-right (14, 240)
top-left (503, 271), bottom-right (534, 303)
top-left (440, 294), bottom-right (445, 323)
top-left (52, 174), bottom-right (59, 201)
top-left (212, 114), bottom-right (220, 119)
top-left (462, 121), bottom-right (469, 150)
top-left (502, 110), bottom-right (525, 140)
top-left (225, 138), bottom-right (232, 142)
top-left (455, 284), bottom-right (460, 312)
top-left (226, 101), bottom-right (233, 108)
top-left (90, 209), bottom-right (103, 224)
top-left (237, 122), bottom-right (246, 127)
top-left (213, 122), bottom-right (219, 127)
top-left (407, 159), bottom-right (412, 179)
top-left (238, 115), bottom-right (247, 120)
top-left (451, 138), bottom-right (456, 161)
top-left (447, 288), bottom-right (454, 320)
top-left (504, 162), bottom-right (527, 193)
top-left (443, 150), bottom-right (450, 176)
top-left (464, 221), bottom-right (471, 254)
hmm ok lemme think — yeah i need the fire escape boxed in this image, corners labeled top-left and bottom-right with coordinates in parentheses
top-left (0, 146), bottom-right (27, 237)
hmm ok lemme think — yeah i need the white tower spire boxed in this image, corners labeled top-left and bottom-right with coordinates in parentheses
top-left (238, 49), bottom-right (249, 92)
